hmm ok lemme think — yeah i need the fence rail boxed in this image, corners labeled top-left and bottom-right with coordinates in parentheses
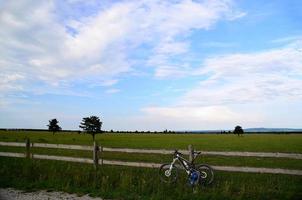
top-left (0, 142), bottom-right (25, 147)
top-left (1, 141), bottom-right (302, 159)
top-left (1, 140), bottom-right (302, 175)
top-left (33, 143), bottom-right (93, 151)
top-left (0, 151), bottom-right (301, 176)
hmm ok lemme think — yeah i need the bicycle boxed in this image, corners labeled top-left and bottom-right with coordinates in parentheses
top-left (159, 150), bottom-right (214, 186)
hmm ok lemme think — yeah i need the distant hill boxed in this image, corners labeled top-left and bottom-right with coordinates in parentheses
top-left (178, 127), bottom-right (302, 133)
top-left (244, 128), bottom-right (302, 132)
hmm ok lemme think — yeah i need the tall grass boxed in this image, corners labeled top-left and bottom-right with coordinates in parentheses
top-left (0, 157), bottom-right (301, 200)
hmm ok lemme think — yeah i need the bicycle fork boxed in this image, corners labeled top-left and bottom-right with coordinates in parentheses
top-left (165, 158), bottom-right (178, 177)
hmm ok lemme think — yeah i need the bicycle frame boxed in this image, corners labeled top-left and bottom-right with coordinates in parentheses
top-left (169, 153), bottom-right (193, 175)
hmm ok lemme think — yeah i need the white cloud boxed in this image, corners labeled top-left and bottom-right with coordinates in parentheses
top-left (0, 0), bottom-right (244, 102)
top-left (153, 65), bottom-right (193, 78)
top-left (271, 36), bottom-right (302, 44)
top-left (142, 105), bottom-right (242, 122)
top-left (187, 42), bottom-right (302, 106)
top-left (139, 41), bottom-right (302, 129)
top-left (227, 11), bottom-right (247, 20)
top-left (144, 0), bottom-right (246, 77)
top-left (104, 104), bottom-right (263, 131)
top-left (0, 73), bottom-right (25, 92)
top-left (155, 41), bottom-right (189, 56)
top-left (63, 2), bottom-right (134, 60)
top-left (98, 79), bottom-right (119, 87)
top-left (105, 89), bottom-right (120, 94)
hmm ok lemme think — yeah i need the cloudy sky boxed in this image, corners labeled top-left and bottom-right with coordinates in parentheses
top-left (0, 0), bottom-right (301, 131)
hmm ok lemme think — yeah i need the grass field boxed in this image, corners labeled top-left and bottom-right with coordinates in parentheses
top-left (1, 130), bottom-right (302, 152)
top-left (0, 157), bottom-right (301, 200)
top-left (0, 130), bottom-right (302, 199)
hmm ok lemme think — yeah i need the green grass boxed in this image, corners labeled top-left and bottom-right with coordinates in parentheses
top-left (0, 157), bottom-right (301, 200)
top-left (1, 130), bottom-right (302, 153)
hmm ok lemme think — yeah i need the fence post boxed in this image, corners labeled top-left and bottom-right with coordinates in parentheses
top-left (99, 145), bottom-right (103, 165)
top-left (25, 138), bottom-right (31, 159)
top-left (188, 144), bottom-right (193, 163)
top-left (93, 141), bottom-right (99, 169)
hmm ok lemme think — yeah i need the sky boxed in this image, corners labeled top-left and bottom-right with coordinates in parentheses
top-left (0, 0), bottom-right (302, 131)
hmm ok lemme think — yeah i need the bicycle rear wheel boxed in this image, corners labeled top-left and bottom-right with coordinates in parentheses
top-left (159, 163), bottom-right (178, 183)
top-left (196, 164), bottom-right (214, 185)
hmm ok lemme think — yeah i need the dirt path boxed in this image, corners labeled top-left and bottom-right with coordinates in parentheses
top-left (0, 188), bottom-right (104, 200)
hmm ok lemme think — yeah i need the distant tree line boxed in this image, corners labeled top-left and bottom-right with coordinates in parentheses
top-left (218, 126), bottom-right (244, 136)
top-left (2, 126), bottom-right (300, 135)
top-left (106, 130), bottom-right (177, 134)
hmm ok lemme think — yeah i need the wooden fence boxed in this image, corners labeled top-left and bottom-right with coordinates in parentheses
top-left (0, 140), bottom-right (302, 176)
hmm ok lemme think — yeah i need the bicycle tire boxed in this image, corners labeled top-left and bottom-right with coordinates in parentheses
top-left (195, 164), bottom-right (214, 185)
top-left (159, 163), bottom-right (178, 183)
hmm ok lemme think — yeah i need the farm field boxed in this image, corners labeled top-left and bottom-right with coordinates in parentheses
top-left (0, 130), bottom-right (302, 199)
top-left (1, 130), bottom-right (302, 152)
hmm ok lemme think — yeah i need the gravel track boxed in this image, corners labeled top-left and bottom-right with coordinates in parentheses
top-left (0, 188), bottom-right (104, 200)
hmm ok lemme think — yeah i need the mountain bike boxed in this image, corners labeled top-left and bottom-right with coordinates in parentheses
top-left (159, 150), bottom-right (214, 186)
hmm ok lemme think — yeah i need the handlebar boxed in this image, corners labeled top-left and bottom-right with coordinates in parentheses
top-left (174, 150), bottom-right (183, 155)
top-left (174, 150), bottom-right (201, 155)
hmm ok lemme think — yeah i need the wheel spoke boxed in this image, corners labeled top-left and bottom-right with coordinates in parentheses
top-left (159, 164), bottom-right (178, 183)
top-left (196, 164), bottom-right (214, 185)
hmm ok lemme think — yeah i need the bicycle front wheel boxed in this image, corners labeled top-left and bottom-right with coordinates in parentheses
top-left (159, 163), bottom-right (178, 183)
top-left (196, 164), bottom-right (214, 185)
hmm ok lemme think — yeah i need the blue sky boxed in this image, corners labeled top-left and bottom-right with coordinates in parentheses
top-left (0, 0), bottom-right (301, 131)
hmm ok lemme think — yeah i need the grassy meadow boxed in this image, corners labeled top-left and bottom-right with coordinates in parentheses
top-left (0, 130), bottom-right (301, 199)
top-left (1, 130), bottom-right (302, 152)
top-left (0, 157), bottom-right (301, 200)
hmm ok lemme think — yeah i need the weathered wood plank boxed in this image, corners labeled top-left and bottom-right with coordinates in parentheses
top-left (199, 151), bottom-right (302, 160)
top-left (102, 159), bottom-right (161, 168)
top-left (0, 142), bottom-right (92, 151)
top-left (0, 142), bottom-right (25, 147)
top-left (102, 159), bottom-right (302, 176)
top-left (103, 147), bottom-right (302, 159)
top-left (1, 142), bottom-right (302, 159)
top-left (0, 152), bottom-right (25, 158)
top-left (188, 145), bottom-right (193, 163)
top-left (0, 152), bottom-right (301, 175)
top-left (93, 141), bottom-right (99, 169)
top-left (102, 147), bottom-right (187, 155)
top-left (25, 138), bottom-right (31, 159)
top-left (33, 154), bottom-right (93, 164)
top-left (33, 143), bottom-right (93, 151)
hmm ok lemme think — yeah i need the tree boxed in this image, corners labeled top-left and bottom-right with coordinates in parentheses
top-left (79, 116), bottom-right (102, 140)
top-left (47, 119), bottom-right (62, 135)
top-left (233, 125), bottom-right (244, 136)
